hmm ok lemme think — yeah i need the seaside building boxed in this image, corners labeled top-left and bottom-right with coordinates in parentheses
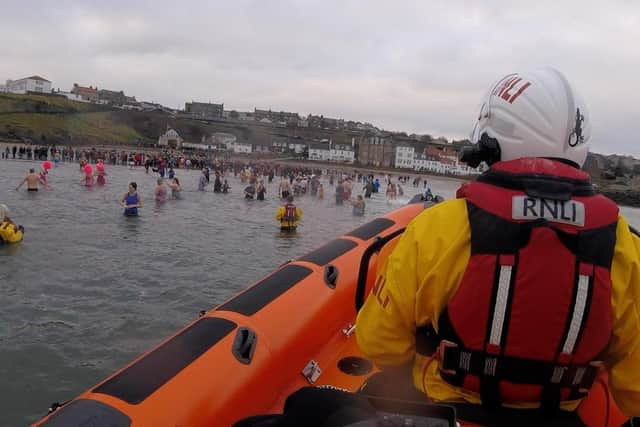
top-left (394, 145), bottom-right (416, 169)
top-left (358, 135), bottom-right (395, 167)
top-left (330, 142), bottom-right (355, 163)
top-left (158, 128), bottom-right (184, 149)
top-left (185, 101), bottom-right (224, 119)
top-left (307, 114), bottom-right (344, 129)
top-left (71, 83), bottom-right (99, 102)
top-left (254, 108), bottom-right (300, 125)
top-left (5, 76), bottom-right (52, 94)
top-left (231, 141), bottom-right (253, 154)
top-left (98, 89), bottom-right (127, 105)
top-left (308, 141), bottom-right (331, 161)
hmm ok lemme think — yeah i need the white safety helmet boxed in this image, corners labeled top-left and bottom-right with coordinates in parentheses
top-left (469, 67), bottom-right (591, 167)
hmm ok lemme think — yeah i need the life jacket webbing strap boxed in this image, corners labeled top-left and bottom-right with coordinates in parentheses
top-left (481, 254), bottom-right (516, 409)
top-left (488, 261), bottom-right (514, 346)
top-left (562, 270), bottom-right (591, 355)
top-left (541, 262), bottom-right (596, 413)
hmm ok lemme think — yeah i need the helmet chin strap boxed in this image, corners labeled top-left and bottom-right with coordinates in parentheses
top-left (459, 133), bottom-right (502, 168)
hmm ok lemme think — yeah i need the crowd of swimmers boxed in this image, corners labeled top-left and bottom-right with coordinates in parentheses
top-left (6, 152), bottom-right (439, 236)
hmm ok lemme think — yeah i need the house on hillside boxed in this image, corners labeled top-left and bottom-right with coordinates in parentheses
top-left (254, 108), bottom-right (300, 124)
top-left (5, 76), bottom-right (52, 94)
top-left (98, 89), bottom-right (127, 105)
top-left (185, 101), bottom-right (224, 119)
top-left (71, 83), bottom-right (99, 102)
top-left (158, 128), bottom-right (184, 149)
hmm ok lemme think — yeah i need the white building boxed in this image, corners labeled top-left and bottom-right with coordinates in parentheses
top-left (330, 143), bottom-right (355, 163)
top-left (288, 142), bottom-right (306, 154)
top-left (232, 142), bottom-right (253, 154)
top-left (5, 76), bottom-right (52, 94)
top-left (213, 132), bottom-right (236, 147)
top-left (395, 146), bottom-right (415, 169)
top-left (158, 128), bottom-right (184, 148)
top-left (308, 142), bottom-right (331, 161)
top-left (414, 154), bottom-right (480, 176)
top-left (182, 142), bottom-right (211, 150)
top-left (57, 91), bottom-right (89, 103)
top-left (0, 83), bottom-right (6, 92)
top-left (253, 145), bottom-right (271, 153)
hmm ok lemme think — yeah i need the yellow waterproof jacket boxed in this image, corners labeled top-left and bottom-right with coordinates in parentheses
top-left (0, 221), bottom-right (23, 243)
top-left (275, 205), bottom-right (302, 229)
top-left (356, 198), bottom-right (640, 416)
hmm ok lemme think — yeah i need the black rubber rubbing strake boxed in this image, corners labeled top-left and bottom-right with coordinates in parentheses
top-left (298, 238), bottom-right (358, 266)
top-left (218, 264), bottom-right (313, 315)
top-left (40, 399), bottom-right (131, 427)
top-left (346, 218), bottom-right (395, 240)
top-left (93, 317), bottom-right (237, 404)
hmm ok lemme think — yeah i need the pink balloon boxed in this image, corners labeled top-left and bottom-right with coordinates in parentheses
top-left (42, 161), bottom-right (52, 170)
top-left (84, 165), bottom-right (93, 174)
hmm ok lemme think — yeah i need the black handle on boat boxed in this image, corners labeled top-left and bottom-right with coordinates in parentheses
top-left (324, 264), bottom-right (339, 289)
top-left (232, 327), bottom-right (257, 365)
top-left (355, 227), bottom-right (406, 313)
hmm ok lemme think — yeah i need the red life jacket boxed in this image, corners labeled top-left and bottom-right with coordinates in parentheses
top-left (283, 204), bottom-right (297, 221)
top-left (419, 158), bottom-right (619, 411)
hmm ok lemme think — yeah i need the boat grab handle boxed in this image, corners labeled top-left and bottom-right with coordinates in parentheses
top-left (324, 264), bottom-right (339, 289)
top-left (232, 327), bottom-right (258, 365)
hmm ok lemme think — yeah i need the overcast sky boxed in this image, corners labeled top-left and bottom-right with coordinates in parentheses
top-left (1, 1), bottom-right (639, 155)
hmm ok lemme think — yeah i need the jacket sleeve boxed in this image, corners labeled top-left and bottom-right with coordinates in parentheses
top-left (604, 215), bottom-right (640, 416)
top-left (296, 208), bottom-right (302, 221)
top-left (275, 207), bottom-right (283, 221)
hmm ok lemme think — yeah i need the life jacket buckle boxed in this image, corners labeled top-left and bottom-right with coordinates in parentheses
top-left (437, 340), bottom-right (459, 375)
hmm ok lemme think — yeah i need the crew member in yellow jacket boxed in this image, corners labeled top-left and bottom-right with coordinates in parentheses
top-left (0, 204), bottom-right (24, 244)
top-left (356, 68), bottom-right (640, 421)
top-left (275, 195), bottom-right (302, 232)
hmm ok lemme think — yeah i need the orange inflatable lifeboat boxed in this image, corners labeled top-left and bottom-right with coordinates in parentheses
top-left (33, 202), bottom-right (629, 427)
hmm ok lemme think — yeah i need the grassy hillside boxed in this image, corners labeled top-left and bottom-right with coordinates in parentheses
top-left (0, 93), bottom-right (146, 144)
top-left (0, 111), bottom-right (145, 144)
top-left (0, 92), bottom-right (107, 114)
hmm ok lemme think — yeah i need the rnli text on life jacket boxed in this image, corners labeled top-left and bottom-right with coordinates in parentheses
top-left (511, 196), bottom-right (585, 226)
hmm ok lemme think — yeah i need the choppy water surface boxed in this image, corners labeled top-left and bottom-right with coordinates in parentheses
top-left (2, 160), bottom-right (639, 426)
top-left (0, 160), bottom-right (459, 426)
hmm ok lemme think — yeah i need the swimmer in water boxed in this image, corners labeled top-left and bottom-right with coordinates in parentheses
top-left (350, 195), bottom-right (365, 216)
top-left (39, 166), bottom-right (48, 184)
top-left (95, 160), bottom-right (107, 185)
top-left (0, 204), bottom-right (24, 243)
top-left (120, 182), bottom-right (142, 216)
top-left (168, 178), bottom-right (182, 199)
top-left (16, 168), bottom-right (48, 191)
top-left (83, 164), bottom-right (95, 187)
top-left (222, 179), bottom-right (230, 194)
top-left (198, 169), bottom-right (208, 191)
top-left (154, 178), bottom-right (168, 203)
